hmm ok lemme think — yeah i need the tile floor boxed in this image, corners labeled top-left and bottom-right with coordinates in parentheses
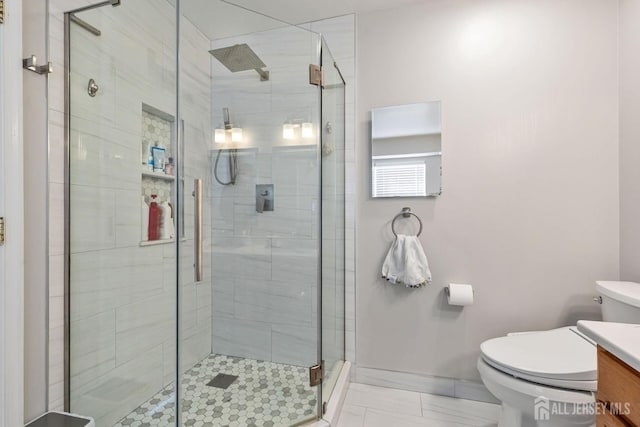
top-left (335, 383), bottom-right (500, 427)
top-left (114, 354), bottom-right (317, 427)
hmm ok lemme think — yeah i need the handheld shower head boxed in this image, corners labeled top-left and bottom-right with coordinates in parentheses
top-left (214, 107), bottom-right (239, 186)
top-left (223, 107), bottom-right (231, 130)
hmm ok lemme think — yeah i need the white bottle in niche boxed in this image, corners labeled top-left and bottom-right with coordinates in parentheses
top-left (160, 201), bottom-right (175, 240)
top-left (141, 196), bottom-right (149, 241)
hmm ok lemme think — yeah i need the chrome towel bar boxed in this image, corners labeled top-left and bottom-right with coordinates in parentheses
top-left (391, 207), bottom-right (423, 237)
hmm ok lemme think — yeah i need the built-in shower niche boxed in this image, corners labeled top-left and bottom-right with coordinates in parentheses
top-left (140, 103), bottom-right (176, 246)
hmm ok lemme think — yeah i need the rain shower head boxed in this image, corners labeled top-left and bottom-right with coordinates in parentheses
top-left (209, 44), bottom-right (269, 81)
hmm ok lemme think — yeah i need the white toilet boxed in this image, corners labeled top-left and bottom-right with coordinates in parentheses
top-left (477, 281), bottom-right (640, 427)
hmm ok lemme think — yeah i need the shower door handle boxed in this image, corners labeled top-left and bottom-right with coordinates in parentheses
top-left (194, 178), bottom-right (203, 282)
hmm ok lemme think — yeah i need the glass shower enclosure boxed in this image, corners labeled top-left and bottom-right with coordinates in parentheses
top-left (65, 1), bottom-right (345, 426)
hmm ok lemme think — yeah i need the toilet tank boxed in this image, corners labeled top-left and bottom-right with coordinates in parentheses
top-left (596, 281), bottom-right (640, 323)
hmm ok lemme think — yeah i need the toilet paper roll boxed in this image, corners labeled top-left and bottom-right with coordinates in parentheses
top-left (446, 283), bottom-right (474, 306)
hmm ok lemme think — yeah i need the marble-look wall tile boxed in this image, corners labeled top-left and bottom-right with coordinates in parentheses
top-left (213, 73), bottom-right (272, 115)
top-left (69, 185), bottom-right (116, 253)
top-left (271, 238), bottom-right (318, 283)
top-left (234, 278), bottom-right (313, 326)
top-left (211, 196), bottom-right (235, 231)
top-left (114, 292), bottom-right (174, 365)
top-left (181, 284), bottom-right (199, 335)
top-left (212, 274), bottom-right (235, 318)
top-left (70, 246), bottom-right (165, 322)
top-left (233, 198), bottom-right (314, 238)
top-left (71, 345), bottom-right (165, 427)
top-left (180, 324), bottom-right (212, 373)
top-left (69, 310), bottom-right (116, 391)
top-left (270, 65), bottom-right (318, 113)
top-left (162, 341), bottom-right (176, 385)
top-left (69, 127), bottom-right (140, 192)
top-left (271, 324), bottom-right (317, 367)
top-left (212, 317), bottom-right (272, 361)
top-left (115, 189), bottom-right (144, 247)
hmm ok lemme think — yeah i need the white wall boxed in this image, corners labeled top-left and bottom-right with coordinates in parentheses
top-left (619, 0), bottom-right (640, 281)
top-left (355, 0), bottom-right (619, 385)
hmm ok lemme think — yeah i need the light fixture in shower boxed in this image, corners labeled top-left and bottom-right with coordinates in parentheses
top-left (301, 122), bottom-right (313, 139)
top-left (214, 108), bottom-right (243, 145)
top-left (214, 127), bottom-right (243, 144)
top-left (282, 124), bottom-right (295, 140)
top-left (282, 122), bottom-right (314, 140)
top-left (209, 43), bottom-right (270, 82)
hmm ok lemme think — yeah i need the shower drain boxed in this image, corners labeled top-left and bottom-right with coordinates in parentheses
top-left (206, 373), bottom-right (238, 389)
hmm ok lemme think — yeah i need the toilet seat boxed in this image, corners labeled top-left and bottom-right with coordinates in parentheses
top-left (480, 327), bottom-right (597, 392)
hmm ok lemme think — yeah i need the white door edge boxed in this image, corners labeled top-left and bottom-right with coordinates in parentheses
top-left (0, 0), bottom-right (25, 426)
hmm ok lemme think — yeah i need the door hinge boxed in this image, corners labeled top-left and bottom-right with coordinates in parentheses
top-left (0, 0), bottom-right (5, 24)
top-left (309, 362), bottom-right (324, 387)
top-left (0, 217), bottom-right (5, 245)
top-left (322, 401), bottom-right (328, 415)
top-left (309, 64), bottom-right (324, 87)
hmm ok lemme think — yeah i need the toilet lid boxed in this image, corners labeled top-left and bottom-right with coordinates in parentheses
top-left (480, 327), bottom-right (597, 390)
top-left (596, 281), bottom-right (640, 308)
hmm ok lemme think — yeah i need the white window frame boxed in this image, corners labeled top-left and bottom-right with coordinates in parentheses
top-left (0, 0), bottom-right (25, 425)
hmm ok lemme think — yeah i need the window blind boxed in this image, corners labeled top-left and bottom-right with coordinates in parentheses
top-left (373, 160), bottom-right (427, 197)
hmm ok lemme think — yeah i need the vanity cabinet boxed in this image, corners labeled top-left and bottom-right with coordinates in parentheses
top-left (597, 346), bottom-right (640, 427)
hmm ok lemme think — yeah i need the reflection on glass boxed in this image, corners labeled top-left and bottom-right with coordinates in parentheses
top-left (371, 102), bottom-right (442, 198)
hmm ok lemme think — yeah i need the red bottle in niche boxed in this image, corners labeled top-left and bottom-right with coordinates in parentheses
top-left (148, 195), bottom-right (162, 241)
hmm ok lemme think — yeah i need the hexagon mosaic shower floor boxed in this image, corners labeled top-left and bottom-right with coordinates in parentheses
top-left (113, 354), bottom-right (317, 427)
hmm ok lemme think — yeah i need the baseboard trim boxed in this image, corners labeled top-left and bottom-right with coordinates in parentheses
top-left (354, 366), bottom-right (499, 404)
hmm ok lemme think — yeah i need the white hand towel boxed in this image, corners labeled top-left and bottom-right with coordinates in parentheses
top-left (381, 234), bottom-right (432, 288)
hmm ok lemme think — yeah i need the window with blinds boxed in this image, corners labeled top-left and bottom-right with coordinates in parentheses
top-left (372, 159), bottom-right (427, 197)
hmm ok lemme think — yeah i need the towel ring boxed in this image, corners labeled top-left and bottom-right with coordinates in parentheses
top-left (391, 207), bottom-right (423, 237)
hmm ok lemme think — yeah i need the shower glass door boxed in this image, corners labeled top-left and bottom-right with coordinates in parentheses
top-left (66, 1), bottom-right (344, 425)
top-left (178, 2), bottom-right (323, 425)
top-left (320, 38), bottom-right (346, 409)
top-left (67, 2), bottom-right (178, 425)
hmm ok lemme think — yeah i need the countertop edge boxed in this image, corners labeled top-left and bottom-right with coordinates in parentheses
top-left (577, 320), bottom-right (640, 373)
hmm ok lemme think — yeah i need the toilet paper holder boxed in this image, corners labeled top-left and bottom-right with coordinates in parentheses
top-left (445, 283), bottom-right (475, 306)
top-left (444, 285), bottom-right (475, 296)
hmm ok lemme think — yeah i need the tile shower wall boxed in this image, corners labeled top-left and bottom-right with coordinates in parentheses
top-left (209, 16), bottom-right (356, 368)
top-left (46, 4), bottom-right (356, 418)
top-left (46, 1), bottom-right (213, 423)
